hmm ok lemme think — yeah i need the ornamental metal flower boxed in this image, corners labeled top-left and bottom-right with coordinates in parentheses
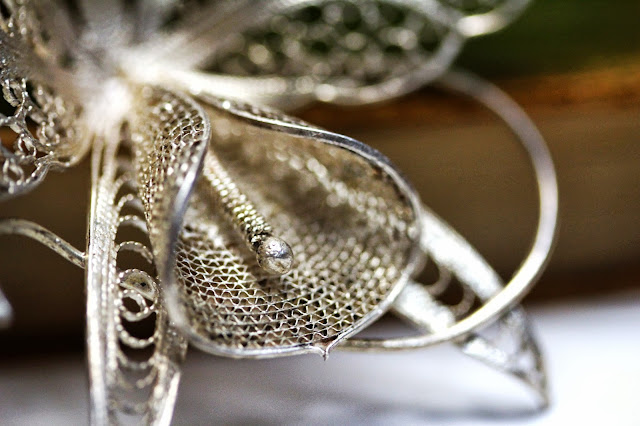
top-left (0, 1), bottom-right (557, 424)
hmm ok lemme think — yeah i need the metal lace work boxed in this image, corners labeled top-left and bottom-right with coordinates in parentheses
top-left (86, 131), bottom-right (188, 424)
top-left (168, 95), bottom-right (422, 357)
top-left (0, 1), bottom-right (557, 424)
top-left (0, 2), bottom-right (87, 198)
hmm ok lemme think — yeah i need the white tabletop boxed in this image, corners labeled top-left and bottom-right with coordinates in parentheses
top-left (2, 292), bottom-right (639, 425)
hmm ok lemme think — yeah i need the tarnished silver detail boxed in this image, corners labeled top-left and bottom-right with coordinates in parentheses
top-left (254, 236), bottom-right (294, 275)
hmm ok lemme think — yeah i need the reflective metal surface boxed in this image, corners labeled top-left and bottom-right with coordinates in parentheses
top-left (0, 1), bottom-right (557, 424)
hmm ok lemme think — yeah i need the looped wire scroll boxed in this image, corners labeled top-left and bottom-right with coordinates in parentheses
top-left (86, 134), bottom-right (187, 425)
top-left (0, 74), bottom-right (87, 199)
top-left (0, 1), bottom-right (88, 200)
top-left (132, 88), bottom-right (425, 358)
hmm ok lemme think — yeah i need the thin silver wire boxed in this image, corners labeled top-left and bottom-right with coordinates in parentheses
top-left (341, 69), bottom-right (558, 351)
top-left (0, 218), bottom-right (86, 268)
top-left (0, 218), bottom-right (86, 327)
top-left (456, 0), bottom-right (532, 37)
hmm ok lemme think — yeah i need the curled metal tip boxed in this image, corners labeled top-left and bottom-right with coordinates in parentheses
top-left (255, 235), bottom-right (294, 275)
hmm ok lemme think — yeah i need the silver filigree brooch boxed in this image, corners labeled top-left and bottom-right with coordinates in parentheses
top-left (0, 1), bottom-right (558, 424)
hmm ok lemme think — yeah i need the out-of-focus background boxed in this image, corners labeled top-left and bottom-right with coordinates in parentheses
top-left (1, 0), bottom-right (639, 424)
top-left (2, 0), bottom-right (638, 353)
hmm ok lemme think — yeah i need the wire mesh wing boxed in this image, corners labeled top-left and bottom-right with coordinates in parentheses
top-left (130, 87), bottom-right (425, 357)
top-left (134, 0), bottom-right (531, 108)
top-left (133, 0), bottom-right (463, 107)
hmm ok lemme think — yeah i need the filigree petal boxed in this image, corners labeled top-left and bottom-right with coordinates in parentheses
top-left (86, 134), bottom-right (188, 425)
top-left (134, 0), bottom-right (465, 107)
top-left (393, 208), bottom-right (547, 402)
top-left (131, 89), bottom-right (425, 357)
top-left (129, 86), bottom-right (209, 282)
top-left (144, 0), bottom-right (534, 107)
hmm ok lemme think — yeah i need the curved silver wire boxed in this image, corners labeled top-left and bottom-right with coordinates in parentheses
top-left (456, 0), bottom-right (532, 37)
top-left (0, 218), bottom-right (86, 328)
top-left (341, 69), bottom-right (558, 350)
top-left (0, 218), bottom-right (86, 268)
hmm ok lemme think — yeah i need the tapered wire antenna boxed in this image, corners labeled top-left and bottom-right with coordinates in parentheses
top-left (0, 218), bottom-right (86, 268)
top-left (0, 218), bottom-right (86, 327)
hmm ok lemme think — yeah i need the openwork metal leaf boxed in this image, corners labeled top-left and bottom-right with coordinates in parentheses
top-left (138, 0), bottom-right (532, 106)
top-left (133, 92), bottom-right (424, 357)
top-left (197, 1), bottom-right (463, 105)
top-left (140, 0), bottom-right (463, 107)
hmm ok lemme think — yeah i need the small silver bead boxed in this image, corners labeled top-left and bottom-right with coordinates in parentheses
top-left (255, 236), bottom-right (294, 275)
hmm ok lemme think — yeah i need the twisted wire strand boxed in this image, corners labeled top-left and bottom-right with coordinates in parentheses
top-left (202, 150), bottom-right (294, 275)
top-left (0, 218), bottom-right (85, 268)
